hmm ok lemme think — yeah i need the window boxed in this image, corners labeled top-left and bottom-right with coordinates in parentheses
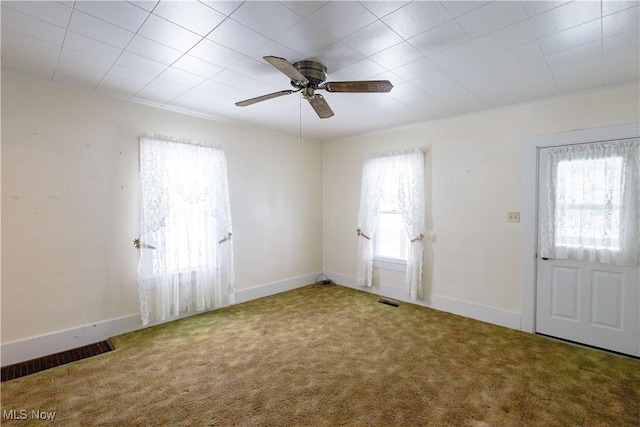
top-left (137, 135), bottom-right (235, 325)
top-left (355, 149), bottom-right (425, 299)
top-left (162, 170), bottom-right (214, 274)
top-left (555, 156), bottom-right (623, 251)
top-left (373, 202), bottom-right (408, 271)
top-left (538, 139), bottom-right (639, 265)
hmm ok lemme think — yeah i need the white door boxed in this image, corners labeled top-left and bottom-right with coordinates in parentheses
top-left (536, 140), bottom-right (640, 357)
top-left (537, 259), bottom-right (639, 355)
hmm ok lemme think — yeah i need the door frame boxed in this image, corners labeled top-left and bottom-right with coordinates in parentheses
top-left (521, 122), bottom-right (640, 333)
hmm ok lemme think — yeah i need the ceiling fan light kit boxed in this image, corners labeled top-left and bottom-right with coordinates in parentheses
top-left (235, 56), bottom-right (393, 119)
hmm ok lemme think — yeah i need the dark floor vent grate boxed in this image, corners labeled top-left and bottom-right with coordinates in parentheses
top-left (378, 298), bottom-right (400, 307)
top-left (1, 340), bottom-right (115, 382)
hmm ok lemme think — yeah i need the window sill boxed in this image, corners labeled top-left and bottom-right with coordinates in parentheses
top-left (373, 257), bottom-right (407, 272)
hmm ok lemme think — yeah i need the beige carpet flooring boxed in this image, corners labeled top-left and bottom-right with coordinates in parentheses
top-left (1, 284), bottom-right (639, 426)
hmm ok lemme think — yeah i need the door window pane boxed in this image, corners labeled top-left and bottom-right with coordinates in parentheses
top-left (555, 156), bottom-right (623, 251)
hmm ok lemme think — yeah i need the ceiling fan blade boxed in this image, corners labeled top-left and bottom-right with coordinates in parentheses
top-left (308, 94), bottom-right (334, 119)
top-left (263, 56), bottom-right (309, 85)
top-left (325, 80), bottom-right (393, 93)
top-left (235, 90), bottom-right (296, 107)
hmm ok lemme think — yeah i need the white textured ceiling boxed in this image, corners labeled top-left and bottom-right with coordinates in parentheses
top-left (2, 1), bottom-right (639, 141)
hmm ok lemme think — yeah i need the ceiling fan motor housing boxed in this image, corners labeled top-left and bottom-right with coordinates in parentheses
top-left (291, 60), bottom-right (327, 89)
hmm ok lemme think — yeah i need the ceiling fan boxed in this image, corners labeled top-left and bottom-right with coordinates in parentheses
top-left (235, 56), bottom-right (393, 119)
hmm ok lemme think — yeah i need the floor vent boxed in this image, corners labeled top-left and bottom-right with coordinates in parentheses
top-left (378, 298), bottom-right (400, 307)
top-left (1, 340), bottom-right (115, 382)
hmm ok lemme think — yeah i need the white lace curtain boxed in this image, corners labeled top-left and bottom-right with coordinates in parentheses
top-left (356, 148), bottom-right (425, 300)
top-left (538, 139), bottom-right (639, 266)
top-left (138, 135), bottom-right (235, 325)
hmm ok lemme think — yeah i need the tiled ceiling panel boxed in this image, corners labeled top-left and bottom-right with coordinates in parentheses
top-left (1, 0), bottom-right (638, 141)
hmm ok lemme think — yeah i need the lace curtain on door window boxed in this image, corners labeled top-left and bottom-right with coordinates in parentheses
top-left (138, 135), bottom-right (235, 325)
top-left (538, 139), bottom-right (639, 266)
top-left (356, 148), bottom-right (426, 300)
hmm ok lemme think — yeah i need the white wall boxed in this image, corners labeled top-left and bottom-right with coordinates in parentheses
top-left (1, 72), bottom-right (323, 348)
top-left (323, 83), bottom-right (640, 321)
top-left (3, 70), bottom-right (638, 364)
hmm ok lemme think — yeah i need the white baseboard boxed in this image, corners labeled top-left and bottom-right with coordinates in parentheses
top-left (323, 271), bottom-right (521, 331)
top-left (1, 314), bottom-right (142, 367)
top-left (1, 271), bottom-right (519, 366)
top-left (1, 272), bottom-right (321, 367)
top-left (234, 272), bottom-right (321, 304)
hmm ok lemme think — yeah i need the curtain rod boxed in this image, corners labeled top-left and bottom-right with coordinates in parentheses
top-left (140, 134), bottom-right (222, 150)
top-left (365, 147), bottom-right (426, 160)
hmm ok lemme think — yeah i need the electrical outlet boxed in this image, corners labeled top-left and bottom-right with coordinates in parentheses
top-left (507, 211), bottom-right (520, 223)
